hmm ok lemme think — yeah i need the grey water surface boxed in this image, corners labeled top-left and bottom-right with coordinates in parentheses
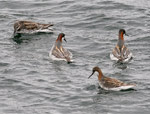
top-left (0, 0), bottom-right (150, 114)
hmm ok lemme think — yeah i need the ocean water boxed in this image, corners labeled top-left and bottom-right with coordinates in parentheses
top-left (0, 0), bottom-right (150, 114)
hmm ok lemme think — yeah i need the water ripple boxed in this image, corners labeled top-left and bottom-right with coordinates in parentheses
top-left (0, 0), bottom-right (150, 114)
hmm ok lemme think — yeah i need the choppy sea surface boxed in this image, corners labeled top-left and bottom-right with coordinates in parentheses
top-left (0, 0), bottom-right (150, 114)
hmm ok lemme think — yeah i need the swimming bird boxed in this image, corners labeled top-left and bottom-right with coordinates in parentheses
top-left (14, 20), bottom-right (53, 36)
top-left (110, 29), bottom-right (133, 63)
top-left (49, 33), bottom-right (73, 63)
top-left (88, 66), bottom-right (135, 91)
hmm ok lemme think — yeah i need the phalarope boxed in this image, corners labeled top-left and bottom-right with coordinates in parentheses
top-left (49, 33), bottom-right (73, 63)
top-left (110, 29), bottom-right (133, 63)
top-left (88, 66), bottom-right (135, 91)
top-left (14, 20), bottom-right (53, 36)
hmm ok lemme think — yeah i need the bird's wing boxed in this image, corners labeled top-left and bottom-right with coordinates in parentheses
top-left (102, 76), bottom-right (127, 88)
top-left (61, 47), bottom-right (71, 57)
top-left (60, 47), bottom-right (71, 62)
top-left (121, 45), bottom-right (131, 59)
top-left (52, 46), bottom-right (65, 58)
top-left (23, 22), bottom-right (39, 30)
top-left (112, 45), bottom-right (121, 59)
top-left (38, 24), bottom-right (53, 29)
